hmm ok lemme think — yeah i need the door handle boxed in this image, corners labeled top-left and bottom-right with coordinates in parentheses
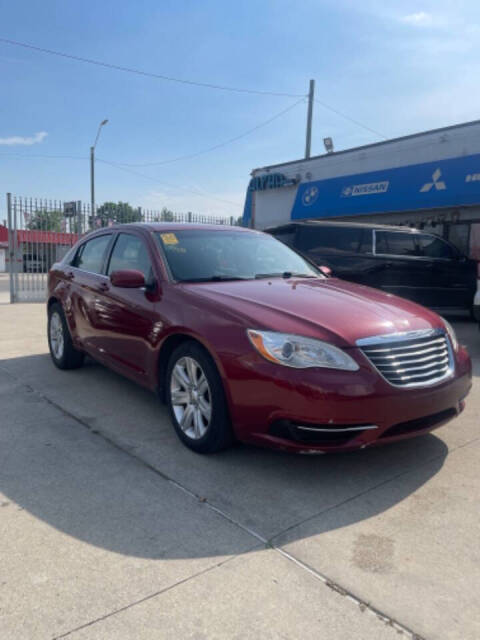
top-left (98, 281), bottom-right (109, 292)
top-left (65, 271), bottom-right (75, 280)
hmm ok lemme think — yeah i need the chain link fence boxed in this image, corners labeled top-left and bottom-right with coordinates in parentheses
top-left (3, 193), bottom-right (238, 302)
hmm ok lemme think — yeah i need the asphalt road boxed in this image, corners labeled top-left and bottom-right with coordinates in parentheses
top-left (0, 291), bottom-right (479, 639)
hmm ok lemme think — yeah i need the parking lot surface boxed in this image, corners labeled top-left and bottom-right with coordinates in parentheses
top-left (0, 290), bottom-right (479, 639)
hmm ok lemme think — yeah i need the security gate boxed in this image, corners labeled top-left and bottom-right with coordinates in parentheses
top-left (6, 193), bottom-right (237, 303)
top-left (6, 194), bottom-right (85, 302)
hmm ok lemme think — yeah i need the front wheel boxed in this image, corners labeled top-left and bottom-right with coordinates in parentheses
top-left (48, 303), bottom-right (85, 370)
top-left (166, 342), bottom-right (233, 453)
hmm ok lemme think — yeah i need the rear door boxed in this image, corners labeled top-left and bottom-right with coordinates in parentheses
top-left (373, 230), bottom-right (436, 305)
top-left (68, 233), bottom-right (113, 355)
top-left (416, 233), bottom-right (476, 309)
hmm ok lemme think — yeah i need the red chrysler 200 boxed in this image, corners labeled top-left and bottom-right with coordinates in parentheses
top-left (47, 224), bottom-right (472, 454)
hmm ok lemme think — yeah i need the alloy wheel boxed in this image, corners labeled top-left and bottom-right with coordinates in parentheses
top-left (170, 356), bottom-right (212, 439)
top-left (49, 311), bottom-right (65, 360)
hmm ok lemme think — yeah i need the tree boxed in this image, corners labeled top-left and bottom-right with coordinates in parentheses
top-left (26, 209), bottom-right (64, 232)
top-left (93, 201), bottom-right (143, 227)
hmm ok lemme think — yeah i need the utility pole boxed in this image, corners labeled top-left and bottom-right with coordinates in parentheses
top-left (305, 79), bottom-right (315, 159)
top-left (90, 119), bottom-right (108, 219)
top-left (90, 146), bottom-right (95, 218)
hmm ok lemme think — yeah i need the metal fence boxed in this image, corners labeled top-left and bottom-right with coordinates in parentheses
top-left (4, 193), bottom-right (238, 303)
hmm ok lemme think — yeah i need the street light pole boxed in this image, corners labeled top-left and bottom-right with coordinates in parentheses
top-left (90, 119), bottom-right (108, 219)
top-left (305, 79), bottom-right (315, 159)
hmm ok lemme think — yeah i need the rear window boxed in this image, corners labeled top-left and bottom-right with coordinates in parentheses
top-left (72, 234), bottom-right (111, 273)
top-left (296, 226), bottom-right (364, 256)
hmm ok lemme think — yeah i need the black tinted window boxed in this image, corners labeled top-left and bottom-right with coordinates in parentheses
top-left (417, 234), bottom-right (455, 259)
top-left (107, 234), bottom-right (152, 279)
top-left (375, 231), bottom-right (417, 256)
top-left (270, 226), bottom-right (296, 247)
top-left (72, 235), bottom-right (111, 273)
top-left (296, 227), bottom-right (362, 255)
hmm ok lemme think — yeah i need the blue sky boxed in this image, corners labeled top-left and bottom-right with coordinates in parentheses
top-left (1, 0), bottom-right (480, 219)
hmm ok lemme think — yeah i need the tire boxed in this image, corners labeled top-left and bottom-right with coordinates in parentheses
top-left (166, 341), bottom-right (233, 453)
top-left (48, 302), bottom-right (85, 370)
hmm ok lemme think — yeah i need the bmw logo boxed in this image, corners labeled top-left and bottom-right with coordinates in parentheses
top-left (302, 186), bottom-right (319, 206)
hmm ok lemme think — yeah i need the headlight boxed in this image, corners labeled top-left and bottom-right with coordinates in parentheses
top-left (442, 318), bottom-right (458, 351)
top-left (247, 330), bottom-right (359, 371)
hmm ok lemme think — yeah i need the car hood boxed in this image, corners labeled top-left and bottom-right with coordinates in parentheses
top-left (182, 277), bottom-right (444, 347)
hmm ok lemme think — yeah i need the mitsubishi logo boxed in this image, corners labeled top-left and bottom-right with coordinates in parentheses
top-left (420, 168), bottom-right (446, 192)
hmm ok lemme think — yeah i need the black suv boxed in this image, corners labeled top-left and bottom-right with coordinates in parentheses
top-left (266, 221), bottom-right (477, 314)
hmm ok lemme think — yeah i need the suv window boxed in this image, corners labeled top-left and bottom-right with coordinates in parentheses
top-left (416, 234), bottom-right (456, 259)
top-left (296, 226), bottom-right (363, 255)
top-left (107, 233), bottom-right (153, 280)
top-left (72, 234), bottom-right (111, 273)
top-left (375, 231), bottom-right (417, 256)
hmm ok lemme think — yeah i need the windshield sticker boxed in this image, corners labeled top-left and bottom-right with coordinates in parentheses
top-left (160, 232), bottom-right (178, 245)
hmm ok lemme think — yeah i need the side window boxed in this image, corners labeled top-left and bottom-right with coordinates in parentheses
top-left (296, 227), bottom-right (362, 255)
top-left (375, 231), bottom-right (417, 256)
top-left (416, 234), bottom-right (456, 259)
top-left (107, 233), bottom-right (153, 280)
top-left (72, 235), bottom-right (111, 273)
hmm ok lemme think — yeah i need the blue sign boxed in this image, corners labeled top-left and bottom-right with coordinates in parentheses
top-left (248, 172), bottom-right (297, 192)
top-left (291, 152), bottom-right (480, 220)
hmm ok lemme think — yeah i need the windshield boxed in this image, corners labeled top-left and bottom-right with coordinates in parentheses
top-left (155, 229), bottom-right (320, 282)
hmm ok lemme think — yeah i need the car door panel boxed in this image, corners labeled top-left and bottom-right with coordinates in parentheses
top-left (94, 232), bottom-right (160, 386)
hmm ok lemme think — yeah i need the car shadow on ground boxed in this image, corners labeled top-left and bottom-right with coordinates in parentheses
top-left (0, 352), bottom-right (451, 560)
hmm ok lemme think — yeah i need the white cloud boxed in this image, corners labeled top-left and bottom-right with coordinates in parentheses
top-left (401, 11), bottom-right (434, 26)
top-left (0, 131), bottom-right (48, 146)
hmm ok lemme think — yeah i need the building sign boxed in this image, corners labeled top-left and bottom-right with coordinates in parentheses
top-left (341, 181), bottom-right (389, 197)
top-left (248, 173), bottom-right (297, 192)
top-left (290, 152), bottom-right (480, 220)
top-left (64, 201), bottom-right (77, 217)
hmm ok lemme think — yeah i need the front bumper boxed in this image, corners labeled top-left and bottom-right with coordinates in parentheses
top-left (225, 345), bottom-right (472, 453)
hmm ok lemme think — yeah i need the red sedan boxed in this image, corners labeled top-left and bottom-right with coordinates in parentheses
top-left (47, 224), bottom-right (472, 454)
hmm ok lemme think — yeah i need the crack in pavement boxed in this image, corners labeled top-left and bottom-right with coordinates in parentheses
top-left (51, 555), bottom-right (240, 640)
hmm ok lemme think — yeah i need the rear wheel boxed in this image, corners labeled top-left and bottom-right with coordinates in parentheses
top-left (48, 303), bottom-right (85, 370)
top-left (166, 342), bottom-right (233, 453)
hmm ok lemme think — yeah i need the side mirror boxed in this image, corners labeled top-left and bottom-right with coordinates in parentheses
top-left (110, 269), bottom-right (146, 288)
top-left (319, 265), bottom-right (332, 277)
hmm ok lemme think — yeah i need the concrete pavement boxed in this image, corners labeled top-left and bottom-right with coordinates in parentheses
top-left (0, 297), bottom-right (479, 639)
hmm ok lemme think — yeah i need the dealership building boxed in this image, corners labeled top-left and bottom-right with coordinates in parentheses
top-left (243, 119), bottom-right (480, 260)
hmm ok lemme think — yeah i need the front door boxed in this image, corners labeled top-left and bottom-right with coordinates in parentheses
top-left (96, 232), bottom-right (159, 386)
top-left (416, 233), bottom-right (476, 309)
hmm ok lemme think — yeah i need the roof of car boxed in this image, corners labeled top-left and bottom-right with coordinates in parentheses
top-left (265, 220), bottom-right (422, 233)
top-left (99, 222), bottom-right (255, 233)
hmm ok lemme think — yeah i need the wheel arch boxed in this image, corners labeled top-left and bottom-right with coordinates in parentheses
top-left (156, 332), bottom-right (229, 405)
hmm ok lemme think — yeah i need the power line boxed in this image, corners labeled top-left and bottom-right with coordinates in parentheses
top-left (314, 99), bottom-right (388, 139)
top-left (0, 37), bottom-right (305, 98)
top-left (0, 38), bottom-right (391, 139)
top-left (114, 98), bottom-right (306, 167)
top-left (96, 158), bottom-right (242, 208)
top-left (0, 152), bottom-right (86, 160)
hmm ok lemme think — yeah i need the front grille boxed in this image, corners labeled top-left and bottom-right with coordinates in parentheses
top-left (357, 329), bottom-right (453, 388)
